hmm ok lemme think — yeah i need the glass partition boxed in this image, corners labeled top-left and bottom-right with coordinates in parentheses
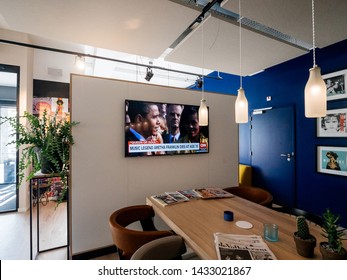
top-left (0, 66), bottom-right (18, 213)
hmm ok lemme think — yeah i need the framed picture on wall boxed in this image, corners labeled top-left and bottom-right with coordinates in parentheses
top-left (317, 146), bottom-right (347, 176)
top-left (316, 108), bottom-right (347, 137)
top-left (322, 69), bottom-right (347, 101)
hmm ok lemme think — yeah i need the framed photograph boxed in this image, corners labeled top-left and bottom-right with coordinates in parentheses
top-left (316, 108), bottom-right (347, 137)
top-left (317, 146), bottom-right (347, 176)
top-left (323, 69), bottom-right (347, 101)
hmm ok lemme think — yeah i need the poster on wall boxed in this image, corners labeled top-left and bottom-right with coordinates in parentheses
top-left (125, 99), bottom-right (209, 157)
top-left (317, 146), bottom-right (347, 176)
top-left (323, 69), bottom-right (347, 101)
top-left (33, 97), bottom-right (70, 121)
top-left (316, 108), bottom-right (347, 137)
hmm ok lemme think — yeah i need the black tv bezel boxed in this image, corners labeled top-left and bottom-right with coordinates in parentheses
top-left (125, 99), bottom-right (209, 157)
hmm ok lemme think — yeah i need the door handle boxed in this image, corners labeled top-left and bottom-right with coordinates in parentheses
top-left (280, 153), bottom-right (294, 161)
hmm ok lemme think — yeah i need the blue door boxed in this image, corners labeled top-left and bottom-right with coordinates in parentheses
top-left (250, 106), bottom-right (295, 207)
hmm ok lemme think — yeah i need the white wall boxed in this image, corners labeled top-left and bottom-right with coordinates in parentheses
top-left (33, 49), bottom-right (84, 83)
top-left (70, 74), bottom-right (239, 255)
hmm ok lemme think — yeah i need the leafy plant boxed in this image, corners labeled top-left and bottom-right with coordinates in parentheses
top-left (0, 110), bottom-right (79, 199)
top-left (296, 216), bottom-right (311, 240)
top-left (321, 209), bottom-right (346, 254)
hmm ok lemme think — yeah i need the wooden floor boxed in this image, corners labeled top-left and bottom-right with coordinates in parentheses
top-left (0, 201), bottom-right (69, 260)
top-left (0, 201), bottom-right (197, 260)
top-left (0, 207), bottom-right (31, 259)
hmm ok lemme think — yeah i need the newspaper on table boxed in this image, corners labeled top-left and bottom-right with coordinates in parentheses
top-left (214, 233), bottom-right (277, 260)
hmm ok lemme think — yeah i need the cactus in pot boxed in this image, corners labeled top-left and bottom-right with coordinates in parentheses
top-left (296, 216), bottom-right (311, 239)
top-left (320, 209), bottom-right (347, 260)
top-left (293, 216), bottom-right (316, 258)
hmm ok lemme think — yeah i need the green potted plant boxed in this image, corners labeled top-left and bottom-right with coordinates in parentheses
top-left (320, 209), bottom-right (347, 260)
top-left (0, 110), bottom-right (79, 199)
top-left (293, 216), bottom-right (316, 258)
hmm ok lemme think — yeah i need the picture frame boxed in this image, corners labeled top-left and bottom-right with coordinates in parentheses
top-left (317, 146), bottom-right (347, 176)
top-left (316, 108), bottom-right (347, 137)
top-left (322, 69), bottom-right (347, 101)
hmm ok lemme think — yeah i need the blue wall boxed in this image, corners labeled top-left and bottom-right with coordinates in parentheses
top-left (197, 39), bottom-right (347, 227)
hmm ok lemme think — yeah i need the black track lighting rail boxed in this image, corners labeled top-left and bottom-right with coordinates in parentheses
top-left (0, 39), bottom-right (221, 80)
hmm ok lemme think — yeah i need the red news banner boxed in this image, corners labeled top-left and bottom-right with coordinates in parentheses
top-left (128, 140), bottom-right (205, 153)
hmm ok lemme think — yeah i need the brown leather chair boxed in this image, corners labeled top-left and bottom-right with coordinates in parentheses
top-left (109, 205), bottom-right (174, 259)
top-left (223, 186), bottom-right (273, 207)
top-left (273, 206), bottom-right (323, 226)
top-left (130, 235), bottom-right (187, 260)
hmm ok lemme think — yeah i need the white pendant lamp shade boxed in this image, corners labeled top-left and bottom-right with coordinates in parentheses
top-left (235, 0), bottom-right (248, 124)
top-left (304, 65), bottom-right (327, 117)
top-left (198, 99), bottom-right (208, 126)
top-left (235, 87), bottom-right (248, 123)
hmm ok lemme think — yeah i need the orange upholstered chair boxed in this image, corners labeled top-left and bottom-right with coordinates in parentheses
top-left (223, 186), bottom-right (273, 208)
top-left (109, 205), bottom-right (174, 259)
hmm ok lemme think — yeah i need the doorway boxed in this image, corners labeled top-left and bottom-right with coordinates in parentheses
top-left (0, 64), bottom-right (19, 213)
top-left (250, 106), bottom-right (296, 207)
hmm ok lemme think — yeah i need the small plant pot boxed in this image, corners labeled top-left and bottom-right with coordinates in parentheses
top-left (294, 232), bottom-right (316, 258)
top-left (320, 242), bottom-right (347, 260)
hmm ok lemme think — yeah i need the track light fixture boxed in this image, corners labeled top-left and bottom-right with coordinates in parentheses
top-left (196, 76), bottom-right (203, 88)
top-left (75, 55), bottom-right (85, 70)
top-left (145, 67), bottom-right (154, 82)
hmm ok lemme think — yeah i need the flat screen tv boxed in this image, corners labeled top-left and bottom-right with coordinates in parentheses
top-left (125, 99), bottom-right (209, 157)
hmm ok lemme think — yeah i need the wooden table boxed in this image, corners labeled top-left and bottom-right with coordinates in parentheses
top-left (146, 195), bottom-right (340, 260)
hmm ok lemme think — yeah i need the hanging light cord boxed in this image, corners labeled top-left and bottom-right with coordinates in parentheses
top-left (312, 0), bottom-right (316, 67)
top-left (201, 17), bottom-right (205, 99)
top-left (239, 0), bottom-right (243, 88)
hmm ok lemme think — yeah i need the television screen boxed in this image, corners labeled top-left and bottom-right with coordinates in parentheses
top-left (125, 99), bottom-right (209, 157)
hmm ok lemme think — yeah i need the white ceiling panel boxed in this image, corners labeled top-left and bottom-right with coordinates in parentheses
top-left (223, 0), bottom-right (347, 48)
top-left (0, 0), bottom-right (346, 78)
top-left (0, 0), bottom-right (200, 58)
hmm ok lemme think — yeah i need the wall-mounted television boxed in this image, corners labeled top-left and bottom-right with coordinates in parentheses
top-left (125, 99), bottom-right (209, 157)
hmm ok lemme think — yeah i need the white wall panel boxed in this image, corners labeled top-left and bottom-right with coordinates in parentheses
top-left (70, 75), bottom-right (238, 255)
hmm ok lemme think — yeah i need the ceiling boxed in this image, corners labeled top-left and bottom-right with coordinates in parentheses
top-left (0, 0), bottom-right (347, 77)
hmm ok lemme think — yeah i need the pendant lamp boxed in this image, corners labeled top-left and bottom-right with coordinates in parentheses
top-left (235, 87), bottom-right (248, 123)
top-left (235, 0), bottom-right (248, 123)
top-left (199, 94), bottom-right (208, 126)
top-left (198, 19), bottom-right (208, 126)
top-left (304, 0), bottom-right (326, 118)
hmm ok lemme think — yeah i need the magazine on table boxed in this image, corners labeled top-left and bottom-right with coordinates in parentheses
top-left (176, 189), bottom-right (201, 200)
top-left (151, 191), bottom-right (188, 207)
top-left (151, 193), bottom-right (178, 207)
top-left (165, 191), bottom-right (190, 202)
top-left (214, 233), bottom-right (277, 260)
top-left (151, 187), bottom-right (233, 206)
top-left (194, 187), bottom-right (234, 199)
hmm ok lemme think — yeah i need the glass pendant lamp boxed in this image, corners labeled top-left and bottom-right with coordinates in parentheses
top-left (198, 19), bottom-right (208, 126)
top-left (304, 0), bottom-right (326, 118)
top-left (199, 94), bottom-right (208, 126)
top-left (235, 87), bottom-right (248, 123)
top-left (235, 0), bottom-right (248, 123)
